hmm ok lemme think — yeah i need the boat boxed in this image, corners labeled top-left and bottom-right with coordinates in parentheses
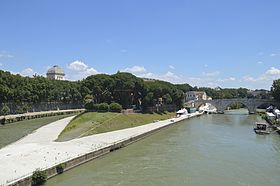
top-left (254, 122), bottom-right (270, 134)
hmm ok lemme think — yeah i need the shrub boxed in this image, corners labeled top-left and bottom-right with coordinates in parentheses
top-left (97, 103), bottom-right (109, 111)
top-left (22, 104), bottom-right (31, 113)
top-left (16, 106), bottom-right (24, 114)
top-left (1, 104), bottom-right (10, 115)
top-left (84, 101), bottom-right (94, 110)
top-left (56, 163), bottom-right (66, 174)
top-left (92, 104), bottom-right (99, 111)
top-left (109, 103), bottom-right (122, 112)
top-left (32, 169), bottom-right (47, 186)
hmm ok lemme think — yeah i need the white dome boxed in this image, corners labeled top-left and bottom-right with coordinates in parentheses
top-left (47, 65), bottom-right (65, 75)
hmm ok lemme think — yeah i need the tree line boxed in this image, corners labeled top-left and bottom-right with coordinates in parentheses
top-left (271, 79), bottom-right (280, 102)
top-left (0, 70), bottom-right (189, 113)
top-left (0, 69), bottom-right (277, 115)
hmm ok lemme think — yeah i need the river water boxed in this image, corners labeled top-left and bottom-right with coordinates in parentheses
top-left (46, 109), bottom-right (280, 186)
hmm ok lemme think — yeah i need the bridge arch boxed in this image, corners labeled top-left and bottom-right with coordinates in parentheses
top-left (193, 98), bottom-right (277, 114)
top-left (220, 100), bottom-right (253, 114)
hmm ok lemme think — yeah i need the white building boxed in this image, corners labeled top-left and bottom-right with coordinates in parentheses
top-left (184, 91), bottom-right (207, 102)
top-left (46, 65), bottom-right (65, 80)
top-left (266, 112), bottom-right (276, 121)
top-left (273, 109), bottom-right (280, 119)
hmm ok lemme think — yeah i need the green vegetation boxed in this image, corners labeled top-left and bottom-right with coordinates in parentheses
top-left (0, 104), bottom-right (10, 115)
top-left (195, 87), bottom-right (256, 99)
top-left (57, 112), bottom-right (175, 141)
top-left (0, 70), bottom-right (186, 114)
top-left (0, 70), bottom-right (82, 105)
top-left (0, 113), bottom-right (75, 148)
top-left (271, 79), bottom-right (280, 102)
top-left (109, 103), bottom-right (122, 112)
top-left (56, 163), bottom-right (66, 174)
top-left (227, 102), bottom-right (244, 110)
top-left (31, 169), bottom-right (47, 186)
top-left (0, 69), bottom-right (277, 116)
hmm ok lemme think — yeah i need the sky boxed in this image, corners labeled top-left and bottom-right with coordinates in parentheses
top-left (0, 0), bottom-right (280, 90)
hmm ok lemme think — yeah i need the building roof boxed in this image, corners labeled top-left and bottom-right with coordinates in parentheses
top-left (185, 91), bottom-right (206, 95)
top-left (47, 65), bottom-right (65, 75)
top-left (266, 112), bottom-right (275, 117)
top-left (274, 109), bottom-right (280, 113)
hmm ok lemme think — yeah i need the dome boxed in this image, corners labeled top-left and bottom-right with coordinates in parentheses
top-left (47, 65), bottom-right (65, 75)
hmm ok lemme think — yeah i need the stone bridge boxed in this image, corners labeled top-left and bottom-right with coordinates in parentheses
top-left (193, 98), bottom-right (278, 114)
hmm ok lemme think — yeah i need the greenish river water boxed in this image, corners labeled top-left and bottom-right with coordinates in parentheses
top-left (46, 109), bottom-right (280, 186)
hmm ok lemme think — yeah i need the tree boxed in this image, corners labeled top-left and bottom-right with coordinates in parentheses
top-left (163, 94), bottom-right (172, 104)
top-left (112, 72), bottom-right (144, 109)
top-left (271, 79), bottom-right (280, 102)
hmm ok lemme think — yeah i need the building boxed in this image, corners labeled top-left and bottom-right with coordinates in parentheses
top-left (184, 91), bottom-right (208, 102)
top-left (142, 77), bottom-right (156, 82)
top-left (247, 89), bottom-right (271, 99)
top-left (46, 65), bottom-right (65, 80)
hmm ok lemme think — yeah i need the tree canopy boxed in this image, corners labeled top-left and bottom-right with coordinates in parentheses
top-left (271, 79), bottom-right (280, 102)
top-left (0, 69), bottom-right (276, 115)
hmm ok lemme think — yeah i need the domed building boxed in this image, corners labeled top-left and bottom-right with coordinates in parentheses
top-left (46, 65), bottom-right (65, 80)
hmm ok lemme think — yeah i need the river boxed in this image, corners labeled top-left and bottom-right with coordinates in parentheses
top-left (46, 109), bottom-right (280, 186)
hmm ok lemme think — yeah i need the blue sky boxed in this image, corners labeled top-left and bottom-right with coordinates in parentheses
top-left (0, 0), bottom-right (280, 89)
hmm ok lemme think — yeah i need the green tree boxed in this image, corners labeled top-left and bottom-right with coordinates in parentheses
top-left (271, 79), bottom-right (280, 102)
top-left (163, 94), bottom-right (173, 104)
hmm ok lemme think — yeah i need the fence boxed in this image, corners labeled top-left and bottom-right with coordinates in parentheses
top-left (145, 104), bottom-right (177, 113)
top-left (0, 102), bottom-right (84, 115)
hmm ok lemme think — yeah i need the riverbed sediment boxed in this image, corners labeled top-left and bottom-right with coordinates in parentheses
top-left (0, 112), bottom-right (202, 186)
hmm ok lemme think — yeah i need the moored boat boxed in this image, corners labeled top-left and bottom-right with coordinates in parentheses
top-left (254, 122), bottom-right (270, 134)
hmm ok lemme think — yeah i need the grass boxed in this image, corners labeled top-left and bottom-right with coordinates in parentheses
top-left (0, 113), bottom-right (76, 149)
top-left (57, 111), bottom-right (176, 142)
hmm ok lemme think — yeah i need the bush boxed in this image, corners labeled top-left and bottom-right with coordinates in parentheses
top-left (109, 103), bottom-right (122, 112)
top-left (1, 104), bottom-right (10, 115)
top-left (84, 101), bottom-right (94, 110)
top-left (97, 103), bottom-right (109, 111)
top-left (56, 163), bottom-right (66, 174)
top-left (32, 169), bottom-right (47, 186)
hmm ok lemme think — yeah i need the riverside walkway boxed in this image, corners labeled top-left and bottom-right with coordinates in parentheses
top-left (0, 112), bottom-right (202, 186)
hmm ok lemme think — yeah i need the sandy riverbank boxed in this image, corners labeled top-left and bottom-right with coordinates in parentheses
top-left (0, 112), bottom-right (202, 186)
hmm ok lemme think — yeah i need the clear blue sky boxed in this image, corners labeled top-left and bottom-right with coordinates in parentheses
top-left (0, 0), bottom-right (280, 89)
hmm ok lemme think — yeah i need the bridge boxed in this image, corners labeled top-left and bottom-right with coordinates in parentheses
top-left (193, 98), bottom-right (278, 114)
